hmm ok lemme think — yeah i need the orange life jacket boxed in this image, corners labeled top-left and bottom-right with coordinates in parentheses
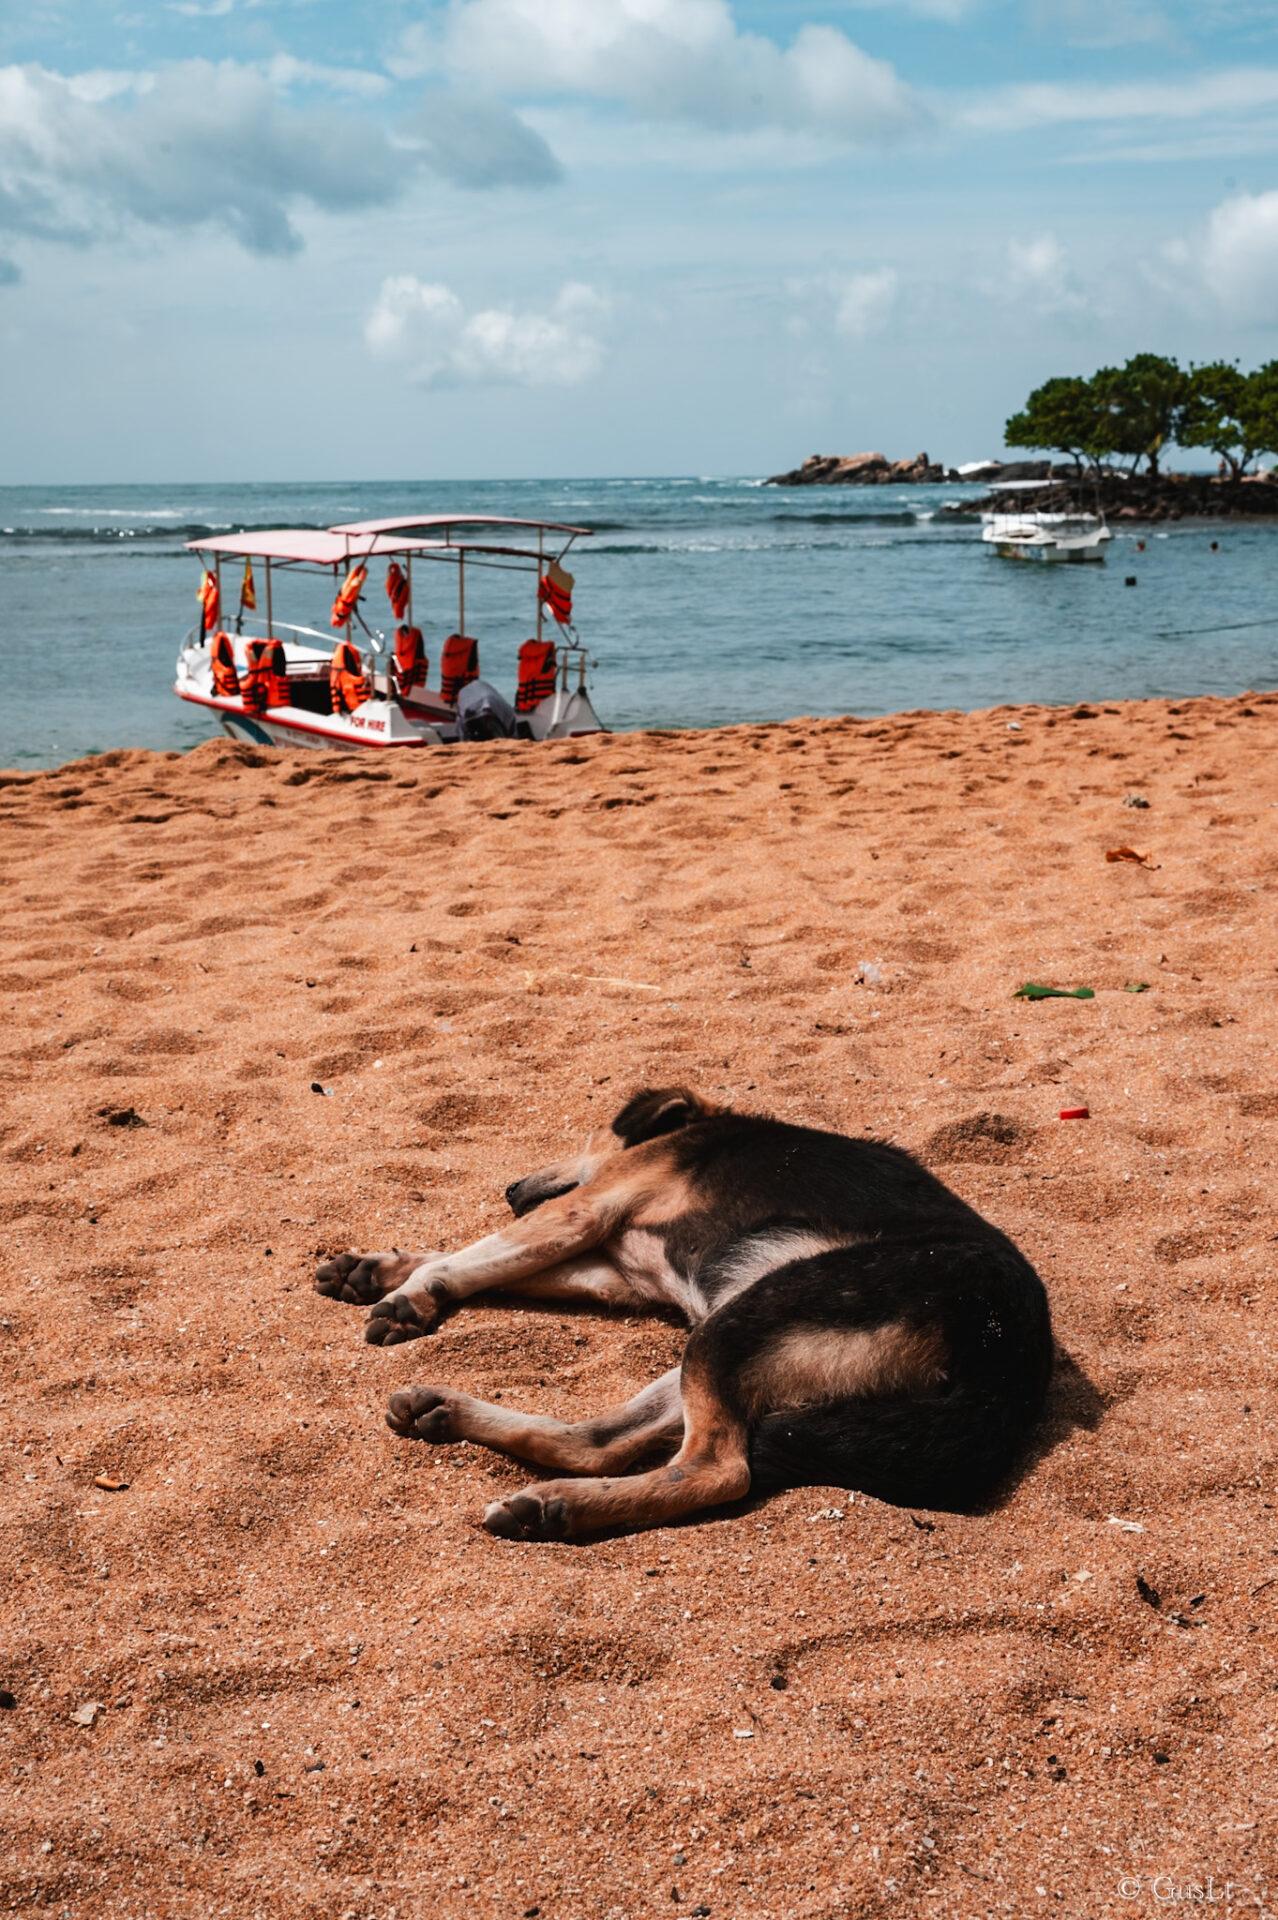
top-left (331, 563), bottom-right (367, 629)
top-left (198, 570), bottom-right (221, 634)
top-left (440, 632), bottom-right (479, 708)
top-left (385, 562), bottom-right (410, 623)
top-left (537, 558), bottom-right (573, 626)
top-left (244, 636), bottom-right (289, 713)
top-left (516, 638), bottom-right (558, 712)
top-left (330, 638), bottom-right (365, 715)
top-left (210, 630), bottom-right (240, 699)
top-left (394, 624), bottom-right (428, 698)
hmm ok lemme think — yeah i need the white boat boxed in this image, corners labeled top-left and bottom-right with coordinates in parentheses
top-left (174, 516), bottom-right (605, 751)
top-left (980, 510), bottom-right (1111, 564)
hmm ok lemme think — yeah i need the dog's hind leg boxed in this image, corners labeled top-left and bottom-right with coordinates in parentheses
top-left (481, 1356), bottom-right (750, 1541)
top-left (386, 1366), bottom-right (684, 1473)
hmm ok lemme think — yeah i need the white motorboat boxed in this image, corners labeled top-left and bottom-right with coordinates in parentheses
top-left (174, 516), bottom-right (605, 751)
top-left (981, 510), bottom-right (1111, 564)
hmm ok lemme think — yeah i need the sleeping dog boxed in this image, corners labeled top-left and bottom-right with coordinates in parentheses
top-left (316, 1087), bottom-right (1052, 1541)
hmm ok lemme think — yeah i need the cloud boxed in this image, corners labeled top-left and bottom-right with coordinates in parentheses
top-left (364, 277), bottom-right (608, 387)
top-left (963, 65), bottom-right (1278, 134)
top-left (1026, 0), bottom-right (1171, 47)
top-left (0, 61), bottom-right (405, 255)
top-left (1004, 233), bottom-right (1088, 312)
top-left (404, 91), bottom-right (562, 187)
top-left (396, 0), bottom-right (926, 144)
top-left (0, 60), bottom-right (560, 260)
top-left (833, 267), bottom-right (898, 337)
top-left (1169, 190), bottom-right (1278, 321)
top-left (0, 256), bottom-right (19, 286)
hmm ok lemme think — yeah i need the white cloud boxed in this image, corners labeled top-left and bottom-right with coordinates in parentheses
top-left (1004, 233), bottom-right (1087, 312)
top-left (1026, 0), bottom-right (1171, 47)
top-left (0, 60), bottom-right (560, 261)
top-left (963, 65), bottom-right (1278, 135)
top-left (1168, 190), bottom-right (1278, 321)
top-left (364, 277), bottom-right (608, 387)
top-left (405, 91), bottom-right (562, 187)
top-left (833, 267), bottom-right (898, 337)
top-left (396, 0), bottom-right (926, 144)
top-left (0, 61), bottom-right (404, 255)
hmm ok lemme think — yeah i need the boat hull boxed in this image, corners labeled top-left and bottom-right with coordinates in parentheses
top-left (991, 539), bottom-right (1107, 563)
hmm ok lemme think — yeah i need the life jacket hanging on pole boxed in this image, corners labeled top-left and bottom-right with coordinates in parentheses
top-left (440, 633), bottom-right (479, 707)
top-left (537, 558), bottom-right (574, 627)
top-left (198, 570), bottom-right (220, 635)
top-left (210, 631), bottom-right (240, 699)
top-left (243, 636), bottom-right (289, 713)
top-left (515, 638), bottom-right (557, 712)
top-left (330, 638), bottom-right (365, 715)
top-left (385, 562), bottom-right (410, 623)
top-left (331, 563), bottom-right (367, 629)
top-left (394, 624), bottom-right (428, 698)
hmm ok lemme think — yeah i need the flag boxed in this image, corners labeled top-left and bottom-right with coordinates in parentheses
top-left (240, 559), bottom-right (257, 612)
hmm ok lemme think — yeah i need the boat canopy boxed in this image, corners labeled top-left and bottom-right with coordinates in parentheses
top-left (330, 514), bottom-right (592, 539)
top-left (184, 530), bottom-right (452, 566)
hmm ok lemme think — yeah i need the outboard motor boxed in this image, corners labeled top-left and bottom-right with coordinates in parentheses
top-left (455, 678), bottom-right (517, 741)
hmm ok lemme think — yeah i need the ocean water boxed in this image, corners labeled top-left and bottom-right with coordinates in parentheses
top-left (1, 476), bottom-right (1276, 769)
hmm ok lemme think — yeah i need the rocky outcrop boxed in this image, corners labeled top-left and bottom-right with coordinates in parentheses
top-left (940, 469), bottom-right (1278, 522)
top-left (767, 451), bottom-right (946, 486)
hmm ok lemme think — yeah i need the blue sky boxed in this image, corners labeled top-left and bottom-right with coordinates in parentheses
top-left (3, 0), bottom-right (1278, 480)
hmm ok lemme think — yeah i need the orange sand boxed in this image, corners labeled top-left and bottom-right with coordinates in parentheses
top-left (1, 692), bottom-right (1276, 1919)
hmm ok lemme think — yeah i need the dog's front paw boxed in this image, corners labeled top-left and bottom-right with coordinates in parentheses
top-left (315, 1251), bottom-right (417, 1304)
top-left (363, 1291), bottom-right (437, 1346)
top-left (386, 1385), bottom-right (457, 1441)
top-left (482, 1491), bottom-right (571, 1542)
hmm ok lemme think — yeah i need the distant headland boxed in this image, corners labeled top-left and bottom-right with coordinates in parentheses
top-left (767, 352), bottom-right (1278, 518)
top-left (764, 453), bottom-right (1278, 520)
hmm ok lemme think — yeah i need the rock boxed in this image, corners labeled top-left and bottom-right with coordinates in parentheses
top-left (70, 1700), bottom-right (102, 1727)
top-left (766, 450), bottom-right (947, 486)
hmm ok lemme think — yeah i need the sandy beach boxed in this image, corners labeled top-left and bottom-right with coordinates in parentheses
top-left (2, 690), bottom-right (1276, 1919)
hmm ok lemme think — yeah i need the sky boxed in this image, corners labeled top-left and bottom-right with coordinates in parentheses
top-left (3, 0), bottom-right (1278, 480)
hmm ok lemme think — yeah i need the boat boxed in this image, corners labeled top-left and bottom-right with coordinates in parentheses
top-left (174, 516), bottom-right (605, 750)
top-left (978, 478), bottom-right (1111, 563)
top-left (981, 512), bottom-right (1112, 563)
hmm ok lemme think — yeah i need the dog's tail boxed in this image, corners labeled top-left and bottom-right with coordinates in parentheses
top-left (747, 1384), bottom-right (1040, 1512)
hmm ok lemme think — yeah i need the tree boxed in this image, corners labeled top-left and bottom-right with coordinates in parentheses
top-left (1178, 362), bottom-right (1251, 478)
top-left (1004, 375), bottom-right (1112, 469)
top-left (1090, 354), bottom-right (1189, 475)
top-left (1238, 361), bottom-right (1278, 472)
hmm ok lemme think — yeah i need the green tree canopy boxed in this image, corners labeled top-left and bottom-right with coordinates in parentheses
top-left (1004, 375), bottom-right (1112, 468)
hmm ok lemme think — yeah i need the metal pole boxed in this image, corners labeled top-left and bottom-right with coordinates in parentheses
top-left (458, 553), bottom-right (465, 637)
top-left (265, 560), bottom-right (273, 639)
top-left (536, 529), bottom-right (544, 643)
top-left (215, 558), bottom-right (222, 641)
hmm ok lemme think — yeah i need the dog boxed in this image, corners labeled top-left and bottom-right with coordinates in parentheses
top-left (315, 1087), bottom-right (1053, 1541)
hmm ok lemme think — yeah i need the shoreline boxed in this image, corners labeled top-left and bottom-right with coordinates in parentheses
top-left (3, 686), bottom-right (1277, 1916)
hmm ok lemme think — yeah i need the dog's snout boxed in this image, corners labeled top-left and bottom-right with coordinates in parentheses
top-left (505, 1178), bottom-right (528, 1214)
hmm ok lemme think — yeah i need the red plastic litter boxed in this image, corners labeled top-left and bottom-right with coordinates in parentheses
top-left (1059, 1106), bottom-right (1090, 1121)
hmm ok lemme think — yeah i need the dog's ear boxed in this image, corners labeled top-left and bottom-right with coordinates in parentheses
top-left (611, 1086), bottom-right (715, 1148)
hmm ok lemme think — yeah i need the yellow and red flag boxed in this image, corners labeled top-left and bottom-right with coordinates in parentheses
top-left (240, 559), bottom-right (257, 613)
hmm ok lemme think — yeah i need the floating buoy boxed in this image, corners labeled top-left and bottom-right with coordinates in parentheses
top-left (1210, 540), bottom-right (1219, 552)
top-left (1125, 576), bottom-right (1137, 586)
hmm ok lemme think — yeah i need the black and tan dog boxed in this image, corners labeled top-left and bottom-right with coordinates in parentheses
top-left (316, 1088), bottom-right (1052, 1541)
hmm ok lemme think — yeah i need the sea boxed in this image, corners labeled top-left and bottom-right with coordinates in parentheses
top-left (2, 476), bottom-right (1276, 769)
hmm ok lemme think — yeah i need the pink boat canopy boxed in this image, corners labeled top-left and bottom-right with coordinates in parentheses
top-left (183, 530), bottom-right (452, 566)
top-left (329, 514), bottom-right (592, 539)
